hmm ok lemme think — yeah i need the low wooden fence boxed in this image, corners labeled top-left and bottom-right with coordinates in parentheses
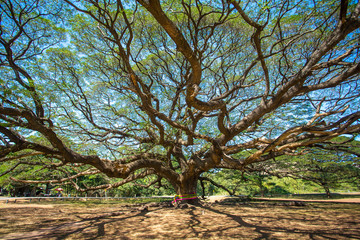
top-left (0, 196), bottom-right (172, 204)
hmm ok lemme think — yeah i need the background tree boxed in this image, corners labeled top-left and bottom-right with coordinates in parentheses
top-left (203, 137), bottom-right (360, 196)
top-left (261, 137), bottom-right (360, 197)
top-left (1, 0), bottom-right (360, 204)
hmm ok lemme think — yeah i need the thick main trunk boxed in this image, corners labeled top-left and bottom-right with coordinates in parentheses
top-left (172, 175), bottom-right (200, 206)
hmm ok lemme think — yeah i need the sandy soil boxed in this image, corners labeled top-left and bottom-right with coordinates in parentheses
top-left (0, 200), bottom-right (359, 239)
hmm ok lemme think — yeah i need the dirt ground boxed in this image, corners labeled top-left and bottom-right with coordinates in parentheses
top-left (0, 200), bottom-right (359, 240)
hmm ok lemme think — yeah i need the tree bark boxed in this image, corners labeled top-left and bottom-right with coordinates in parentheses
top-left (172, 174), bottom-right (200, 206)
top-left (322, 184), bottom-right (332, 198)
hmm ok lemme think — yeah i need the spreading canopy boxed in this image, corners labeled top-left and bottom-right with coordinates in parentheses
top-left (1, 0), bottom-right (360, 195)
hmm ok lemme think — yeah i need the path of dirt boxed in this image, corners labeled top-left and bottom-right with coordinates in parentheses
top-left (1, 203), bottom-right (55, 208)
top-left (1, 201), bottom-right (360, 239)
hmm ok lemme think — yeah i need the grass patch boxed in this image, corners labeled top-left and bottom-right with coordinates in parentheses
top-left (262, 193), bottom-right (360, 200)
top-left (0, 197), bottom-right (173, 208)
top-left (60, 197), bottom-right (173, 206)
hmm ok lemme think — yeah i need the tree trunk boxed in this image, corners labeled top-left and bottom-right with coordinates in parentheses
top-left (323, 185), bottom-right (332, 198)
top-left (260, 188), bottom-right (265, 197)
top-left (45, 183), bottom-right (50, 195)
top-left (172, 174), bottom-right (200, 206)
top-left (200, 179), bottom-right (206, 199)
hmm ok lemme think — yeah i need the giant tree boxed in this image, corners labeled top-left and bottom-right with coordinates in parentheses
top-left (1, 0), bottom-right (360, 204)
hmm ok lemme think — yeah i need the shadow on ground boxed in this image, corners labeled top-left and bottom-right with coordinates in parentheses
top-left (0, 202), bottom-right (359, 239)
